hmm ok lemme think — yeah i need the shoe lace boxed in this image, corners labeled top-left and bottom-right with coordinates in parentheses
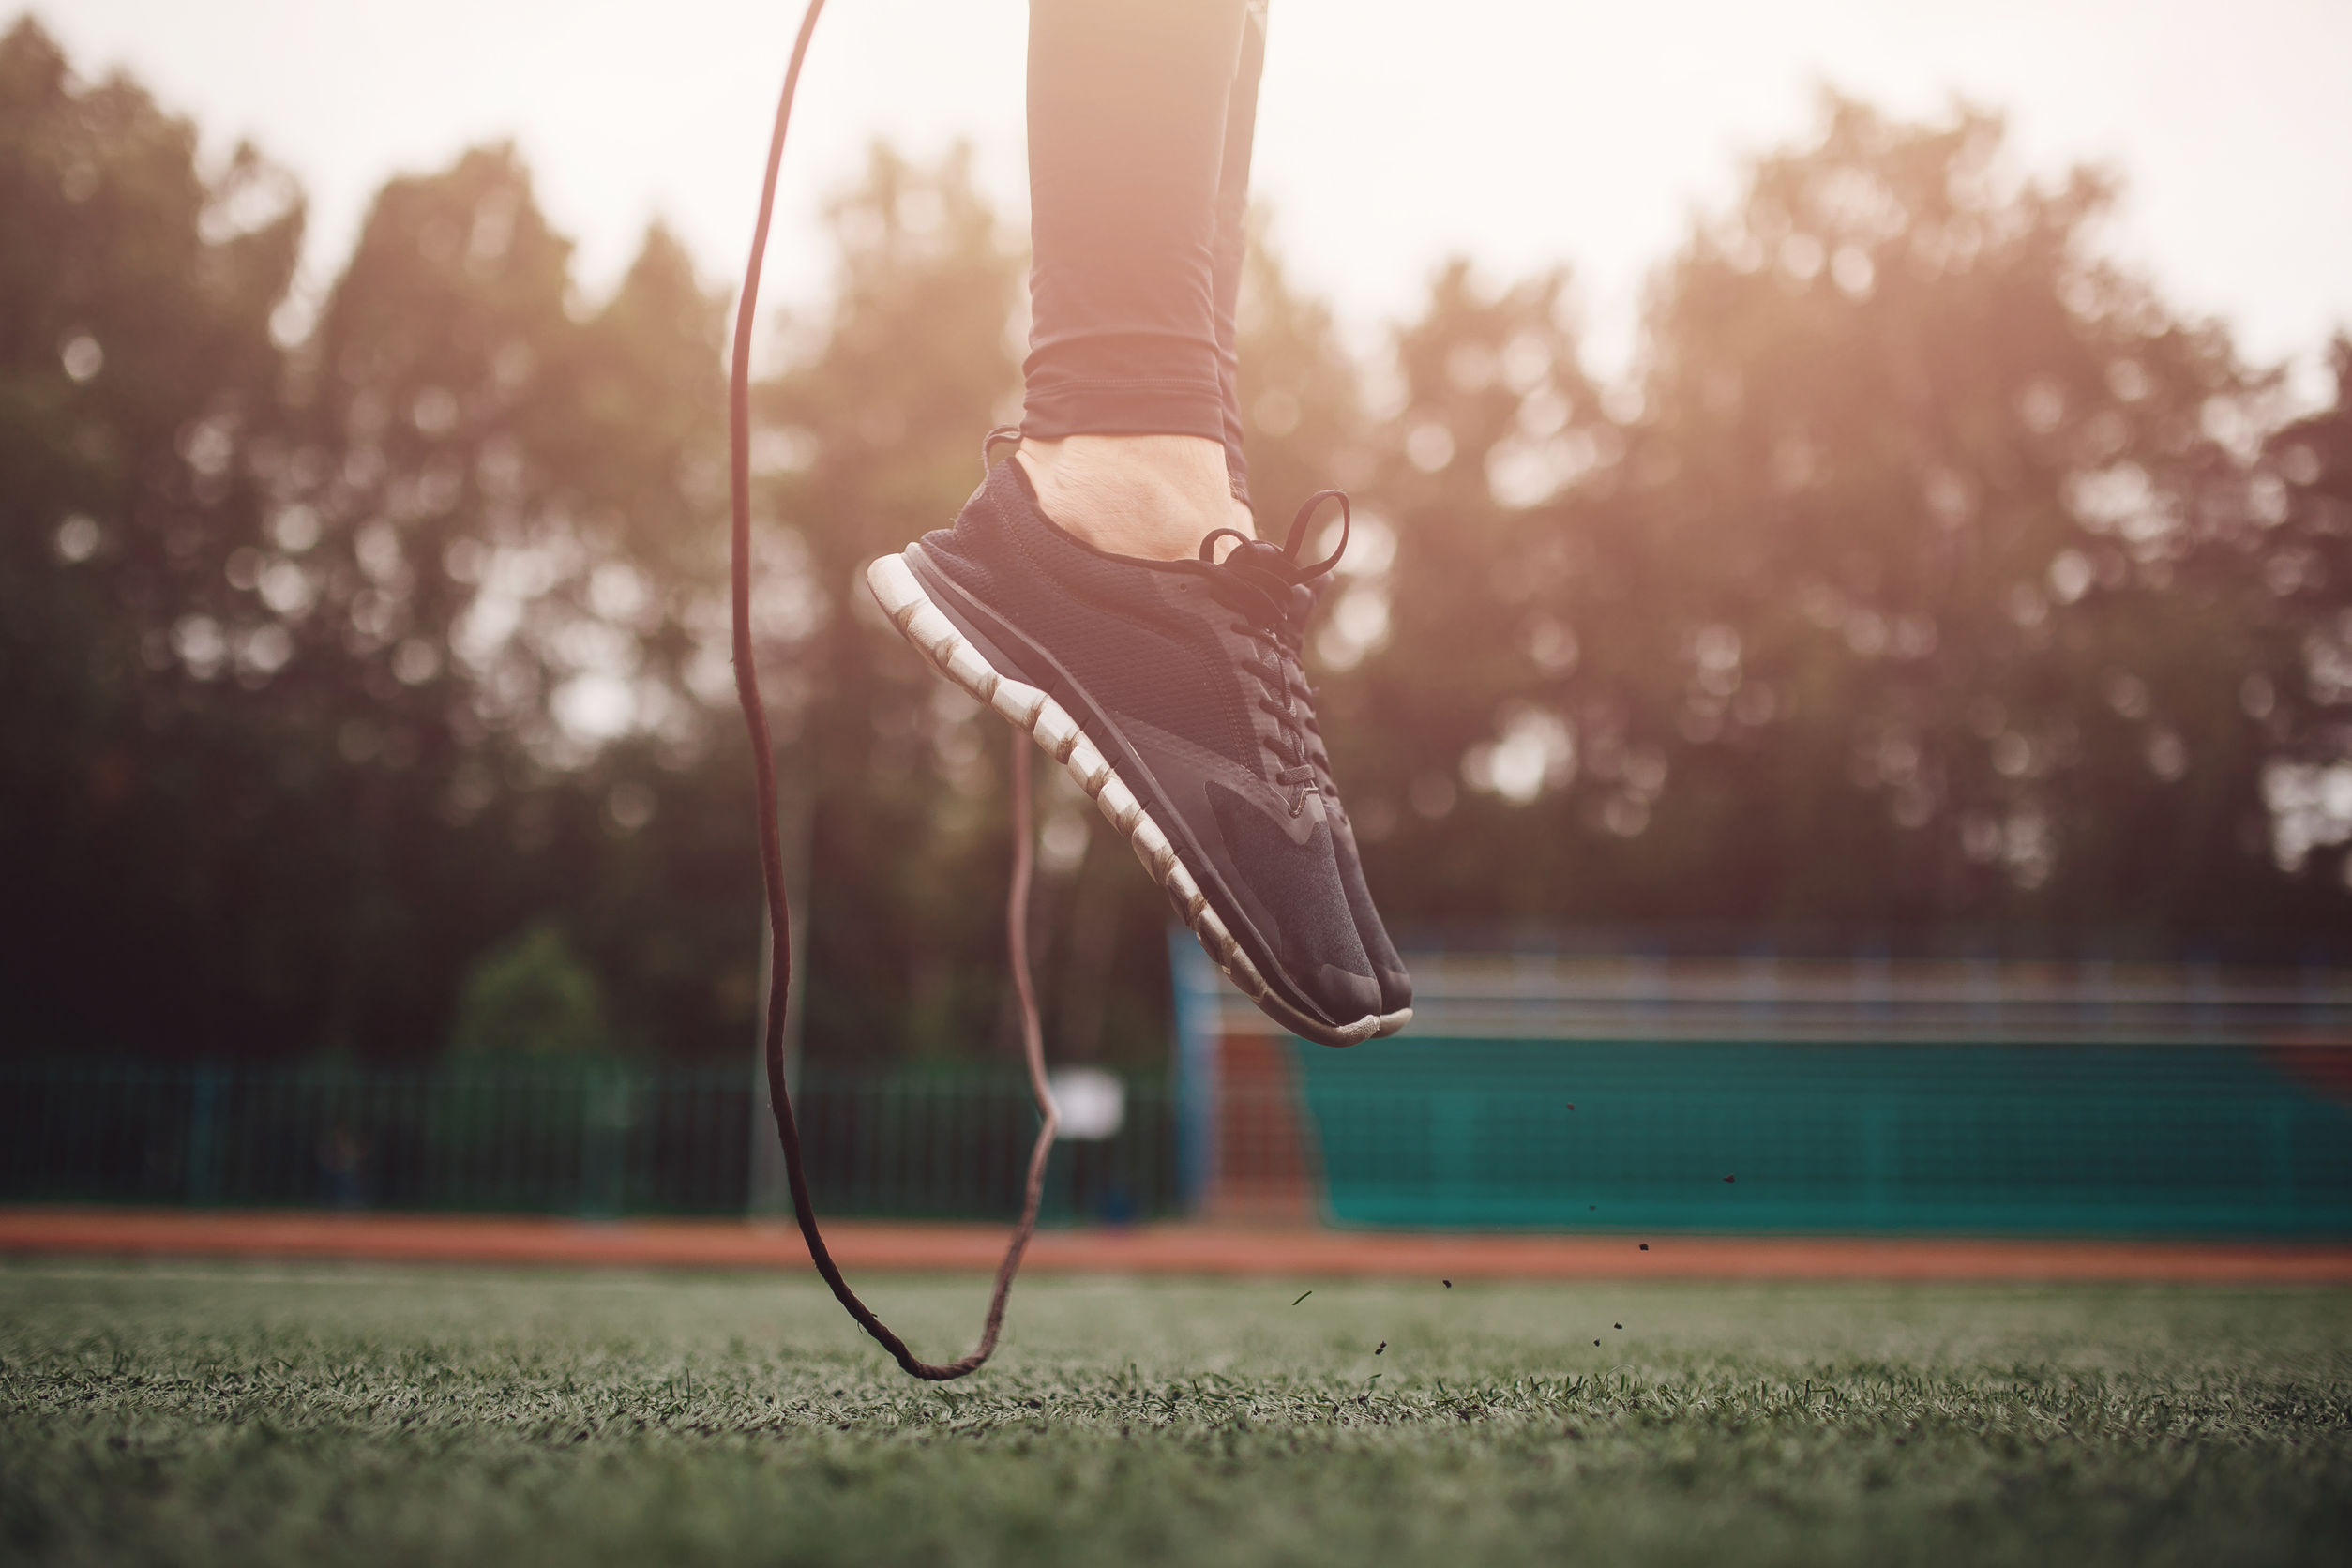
top-left (1199, 490), bottom-right (1351, 815)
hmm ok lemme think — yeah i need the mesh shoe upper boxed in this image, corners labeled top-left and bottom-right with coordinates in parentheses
top-left (1276, 602), bottom-right (1413, 1018)
top-left (912, 460), bottom-right (1380, 1033)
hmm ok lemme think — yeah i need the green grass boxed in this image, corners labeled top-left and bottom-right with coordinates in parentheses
top-left (2, 1259), bottom-right (2348, 1566)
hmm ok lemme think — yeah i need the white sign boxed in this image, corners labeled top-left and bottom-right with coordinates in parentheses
top-left (1048, 1067), bottom-right (1124, 1141)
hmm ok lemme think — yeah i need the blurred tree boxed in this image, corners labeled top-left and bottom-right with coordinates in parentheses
top-left (0, 18), bottom-right (305, 1052)
top-left (446, 922), bottom-right (613, 1058)
top-left (2256, 339), bottom-right (2352, 892)
top-left (1, 20), bottom-right (756, 1061)
top-left (1336, 94), bottom-right (2349, 945)
top-left (1322, 260), bottom-right (1613, 927)
top-left (750, 143), bottom-right (1032, 1063)
top-left (1232, 219), bottom-right (1376, 525)
top-left (8, 28), bottom-right (2347, 1082)
top-left (268, 143), bottom-right (746, 1059)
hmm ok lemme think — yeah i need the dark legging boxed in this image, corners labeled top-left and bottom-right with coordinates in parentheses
top-left (1020, 0), bottom-right (1266, 507)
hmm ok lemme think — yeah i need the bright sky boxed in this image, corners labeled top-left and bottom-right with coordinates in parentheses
top-left (35, 0), bottom-right (2352, 393)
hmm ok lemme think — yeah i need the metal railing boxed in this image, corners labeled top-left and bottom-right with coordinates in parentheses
top-left (13, 1030), bottom-right (2349, 1237)
top-left (1171, 935), bottom-right (2352, 1236)
top-left (0, 1060), bottom-right (1177, 1222)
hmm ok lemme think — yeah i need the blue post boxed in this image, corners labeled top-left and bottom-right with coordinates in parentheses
top-left (1168, 927), bottom-right (1222, 1215)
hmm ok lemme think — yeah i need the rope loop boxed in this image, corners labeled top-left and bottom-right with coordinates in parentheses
top-left (731, 0), bottom-right (1054, 1381)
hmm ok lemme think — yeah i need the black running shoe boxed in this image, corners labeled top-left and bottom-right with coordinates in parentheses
top-left (867, 456), bottom-right (1387, 1047)
top-left (1275, 604), bottom-right (1413, 1033)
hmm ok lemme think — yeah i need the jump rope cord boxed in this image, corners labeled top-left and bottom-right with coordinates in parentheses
top-left (730, 0), bottom-right (1058, 1381)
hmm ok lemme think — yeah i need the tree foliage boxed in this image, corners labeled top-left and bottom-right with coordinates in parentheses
top-left (445, 922), bottom-right (614, 1059)
top-left (4, 27), bottom-right (2346, 1069)
top-left (1333, 95), bottom-right (2347, 945)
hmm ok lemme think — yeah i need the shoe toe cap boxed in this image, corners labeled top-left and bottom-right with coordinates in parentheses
top-left (1309, 962), bottom-right (1384, 1028)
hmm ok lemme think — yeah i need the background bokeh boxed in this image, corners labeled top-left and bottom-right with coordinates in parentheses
top-left (5, 8), bottom-right (2350, 1078)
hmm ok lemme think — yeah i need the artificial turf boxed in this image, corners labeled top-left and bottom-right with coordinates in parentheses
top-left (1, 1258), bottom-right (2347, 1566)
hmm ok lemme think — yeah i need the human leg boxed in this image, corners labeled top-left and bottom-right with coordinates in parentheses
top-left (1016, 0), bottom-right (1258, 560)
top-left (866, 0), bottom-right (1398, 1046)
top-left (1208, 0), bottom-right (1267, 510)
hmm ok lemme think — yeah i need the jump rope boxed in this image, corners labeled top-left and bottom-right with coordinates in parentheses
top-left (729, 0), bottom-right (1055, 1381)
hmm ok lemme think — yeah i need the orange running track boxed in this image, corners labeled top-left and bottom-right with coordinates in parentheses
top-left (4, 1208), bottom-right (2350, 1283)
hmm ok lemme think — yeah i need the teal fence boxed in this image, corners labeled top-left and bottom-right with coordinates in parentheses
top-left (1291, 1038), bottom-right (2352, 1236)
top-left (0, 1061), bottom-right (1175, 1223)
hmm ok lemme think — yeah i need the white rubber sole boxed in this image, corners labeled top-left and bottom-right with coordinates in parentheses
top-left (867, 550), bottom-right (1383, 1048)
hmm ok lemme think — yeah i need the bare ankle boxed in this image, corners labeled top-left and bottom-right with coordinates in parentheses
top-left (1016, 434), bottom-right (1253, 562)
